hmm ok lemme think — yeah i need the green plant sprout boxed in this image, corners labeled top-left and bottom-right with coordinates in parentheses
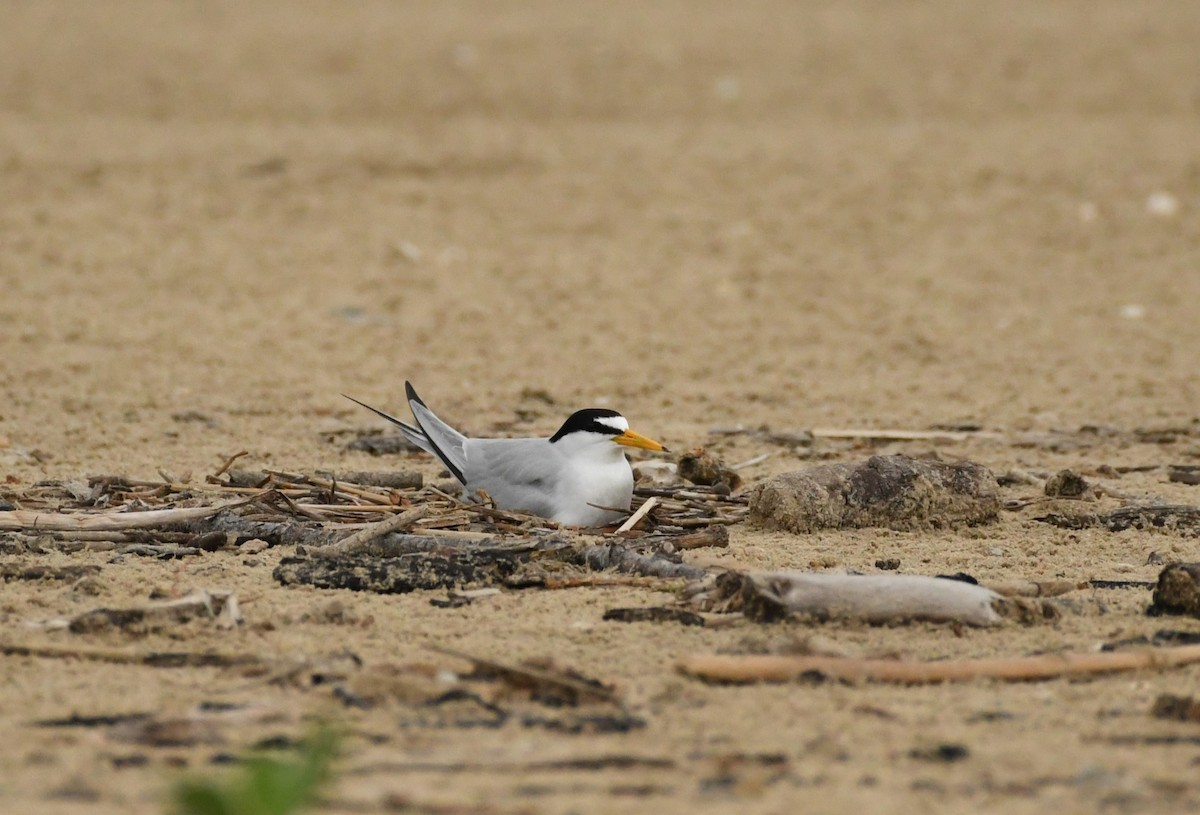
top-left (170, 726), bottom-right (338, 815)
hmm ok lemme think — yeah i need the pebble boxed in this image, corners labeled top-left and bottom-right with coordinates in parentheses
top-left (1146, 191), bottom-right (1179, 218)
top-left (238, 539), bottom-right (269, 555)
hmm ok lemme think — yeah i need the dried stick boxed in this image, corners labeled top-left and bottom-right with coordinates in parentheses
top-left (0, 641), bottom-right (265, 669)
top-left (300, 474), bottom-right (395, 505)
top-left (809, 428), bottom-right (998, 442)
top-left (309, 505), bottom-right (430, 558)
top-left (669, 526), bottom-right (730, 550)
top-left (678, 645), bottom-right (1200, 685)
top-left (211, 450), bottom-right (250, 480)
top-left (617, 496), bottom-right (658, 533)
top-left (0, 502), bottom-right (240, 532)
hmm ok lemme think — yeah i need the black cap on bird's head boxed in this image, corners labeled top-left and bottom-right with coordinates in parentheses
top-left (550, 408), bottom-right (667, 452)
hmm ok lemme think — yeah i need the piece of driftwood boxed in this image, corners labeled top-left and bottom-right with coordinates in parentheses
top-left (1037, 505), bottom-right (1200, 534)
top-left (581, 545), bottom-right (708, 580)
top-left (678, 644), bottom-right (1200, 685)
top-left (309, 506), bottom-right (430, 558)
top-left (668, 526), bottom-right (730, 550)
top-left (987, 579), bottom-right (1085, 598)
top-left (68, 590), bottom-right (242, 635)
top-left (0, 503), bottom-right (238, 532)
top-left (1101, 629), bottom-right (1200, 651)
top-left (687, 571), bottom-right (1005, 626)
top-left (748, 455), bottom-right (999, 533)
top-left (170, 510), bottom-right (336, 547)
top-left (1148, 563), bottom-right (1200, 617)
top-left (113, 543), bottom-right (202, 559)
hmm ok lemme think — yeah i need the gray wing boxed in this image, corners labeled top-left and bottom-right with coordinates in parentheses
top-left (461, 437), bottom-right (562, 517)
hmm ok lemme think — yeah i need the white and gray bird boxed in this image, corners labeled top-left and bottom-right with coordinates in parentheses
top-left (344, 382), bottom-right (668, 527)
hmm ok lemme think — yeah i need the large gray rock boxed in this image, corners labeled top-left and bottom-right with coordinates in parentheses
top-left (748, 454), bottom-right (1000, 533)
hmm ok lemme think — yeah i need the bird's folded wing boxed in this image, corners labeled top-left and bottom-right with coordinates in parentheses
top-left (465, 438), bottom-right (562, 516)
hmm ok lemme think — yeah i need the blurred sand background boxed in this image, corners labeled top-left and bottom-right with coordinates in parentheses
top-left (2, 2), bottom-right (1200, 813)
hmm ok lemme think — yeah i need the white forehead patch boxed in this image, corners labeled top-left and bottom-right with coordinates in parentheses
top-left (595, 414), bottom-right (629, 434)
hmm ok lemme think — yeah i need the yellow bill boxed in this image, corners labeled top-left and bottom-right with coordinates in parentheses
top-left (613, 428), bottom-right (668, 452)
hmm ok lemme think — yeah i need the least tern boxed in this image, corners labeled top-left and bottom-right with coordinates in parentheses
top-left (345, 382), bottom-right (668, 527)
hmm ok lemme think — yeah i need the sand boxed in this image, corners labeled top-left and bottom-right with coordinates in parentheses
top-left (3, 2), bottom-right (1200, 812)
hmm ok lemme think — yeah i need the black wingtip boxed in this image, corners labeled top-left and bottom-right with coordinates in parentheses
top-left (404, 381), bottom-right (425, 408)
top-left (342, 393), bottom-right (407, 429)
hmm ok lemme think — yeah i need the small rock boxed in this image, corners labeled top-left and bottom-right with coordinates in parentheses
top-left (910, 743), bottom-right (970, 763)
top-left (1044, 469), bottom-right (1089, 498)
top-left (1149, 563), bottom-right (1200, 617)
top-left (1168, 466), bottom-right (1200, 486)
top-left (226, 469), bottom-right (268, 488)
top-left (238, 539), bottom-right (269, 555)
top-left (677, 447), bottom-right (742, 490)
top-left (1151, 694), bottom-right (1200, 722)
top-left (875, 558), bottom-right (901, 571)
top-left (997, 468), bottom-right (1040, 487)
top-left (71, 576), bottom-right (105, 596)
top-left (303, 599), bottom-right (359, 625)
top-left (1146, 191), bottom-right (1179, 218)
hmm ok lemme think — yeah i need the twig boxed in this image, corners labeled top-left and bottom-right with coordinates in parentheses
top-left (309, 505), bottom-right (430, 558)
top-left (0, 641), bottom-right (265, 669)
top-left (810, 427), bottom-right (1000, 442)
top-left (410, 527), bottom-right (496, 541)
top-left (540, 574), bottom-right (685, 590)
top-left (731, 452), bottom-right (771, 470)
top-left (617, 496), bottom-right (658, 533)
top-left (302, 474), bottom-right (395, 505)
top-left (678, 644), bottom-right (1200, 685)
top-left (211, 451), bottom-right (250, 480)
